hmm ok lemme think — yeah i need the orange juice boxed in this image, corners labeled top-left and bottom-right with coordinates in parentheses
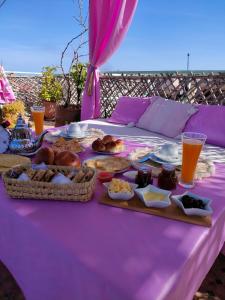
top-left (181, 139), bottom-right (203, 184)
top-left (31, 107), bottom-right (45, 135)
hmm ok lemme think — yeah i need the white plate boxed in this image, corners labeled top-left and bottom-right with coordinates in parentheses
top-left (60, 131), bottom-right (89, 139)
top-left (171, 192), bottom-right (213, 216)
top-left (83, 155), bottom-right (131, 174)
top-left (135, 184), bottom-right (171, 208)
top-left (123, 170), bottom-right (137, 181)
top-left (148, 153), bottom-right (182, 166)
top-left (92, 149), bottom-right (124, 155)
top-left (154, 150), bottom-right (181, 163)
top-left (103, 182), bottom-right (138, 201)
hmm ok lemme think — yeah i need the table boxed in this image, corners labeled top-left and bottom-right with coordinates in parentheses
top-left (1, 123), bottom-right (225, 300)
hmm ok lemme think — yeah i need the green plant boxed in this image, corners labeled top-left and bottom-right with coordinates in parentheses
top-left (2, 100), bottom-right (25, 127)
top-left (70, 62), bottom-right (87, 106)
top-left (39, 66), bottom-right (63, 102)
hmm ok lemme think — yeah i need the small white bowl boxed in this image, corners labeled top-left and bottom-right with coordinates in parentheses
top-left (171, 192), bottom-right (213, 216)
top-left (135, 185), bottom-right (171, 208)
top-left (103, 182), bottom-right (138, 201)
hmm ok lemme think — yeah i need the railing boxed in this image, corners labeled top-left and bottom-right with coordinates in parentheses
top-left (99, 71), bottom-right (225, 117)
top-left (6, 70), bottom-right (225, 117)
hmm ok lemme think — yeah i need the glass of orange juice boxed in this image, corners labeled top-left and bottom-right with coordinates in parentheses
top-left (31, 106), bottom-right (45, 135)
top-left (179, 132), bottom-right (207, 188)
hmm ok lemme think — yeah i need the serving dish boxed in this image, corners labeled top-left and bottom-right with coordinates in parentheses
top-left (103, 181), bottom-right (138, 201)
top-left (60, 131), bottom-right (89, 140)
top-left (148, 153), bottom-right (181, 166)
top-left (171, 192), bottom-right (213, 216)
top-left (84, 155), bottom-right (131, 173)
top-left (92, 149), bottom-right (124, 155)
top-left (135, 184), bottom-right (171, 208)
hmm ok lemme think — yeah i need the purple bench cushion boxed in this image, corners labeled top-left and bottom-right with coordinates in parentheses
top-left (184, 104), bottom-right (225, 147)
top-left (108, 96), bottom-right (151, 125)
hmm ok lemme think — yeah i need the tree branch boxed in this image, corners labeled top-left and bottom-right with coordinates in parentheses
top-left (60, 0), bottom-right (88, 106)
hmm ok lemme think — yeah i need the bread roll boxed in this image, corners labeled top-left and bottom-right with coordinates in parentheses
top-left (54, 151), bottom-right (81, 168)
top-left (105, 141), bottom-right (117, 152)
top-left (115, 139), bottom-right (124, 146)
top-left (102, 135), bottom-right (116, 144)
top-left (92, 139), bottom-right (106, 152)
top-left (34, 147), bottom-right (55, 165)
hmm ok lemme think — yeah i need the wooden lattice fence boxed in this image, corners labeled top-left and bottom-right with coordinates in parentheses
top-left (99, 72), bottom-right (225, 118)
top-left (7, 71), bottom-right (225, 117)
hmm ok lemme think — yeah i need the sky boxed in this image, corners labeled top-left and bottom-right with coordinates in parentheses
top-left (0, 0), bottom-right (225, 73)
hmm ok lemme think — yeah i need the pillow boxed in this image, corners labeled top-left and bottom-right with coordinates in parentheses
top-left (108, 96), bottom-right (152, 125)
top-left (184, 104), bottom-right (225, 147)
top-left (137, 97), bottom-right (198, 138)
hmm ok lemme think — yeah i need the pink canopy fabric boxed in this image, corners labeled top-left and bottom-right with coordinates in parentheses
top-left (0, 66), bottom-right (15, 103)
top-left (81, 0), bottom-right (138, 120)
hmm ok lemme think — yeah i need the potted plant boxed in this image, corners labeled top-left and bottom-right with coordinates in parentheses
top-left (39, 66), bottom-right (63, 120)
top-left (55, 62), bottom-right (87, 127)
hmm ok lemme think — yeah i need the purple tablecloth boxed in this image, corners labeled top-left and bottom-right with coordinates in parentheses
top-left (1, 143), bottom-right (225, 300)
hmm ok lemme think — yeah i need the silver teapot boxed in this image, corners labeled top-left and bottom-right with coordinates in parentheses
top-left (9, 114), bottom-right (48, 153)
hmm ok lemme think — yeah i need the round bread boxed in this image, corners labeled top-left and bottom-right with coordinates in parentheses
top-left (105, 141), bottom-right (117, 152)
top-left (54, 151), bottom-right (81, 168)
top-left (92, 139), bottom-right (106, 152)
top-left (102, 135), bottom-right (116, 144)
top-left (115, 139), bottom-right (124, 146)
top-left (34, 147), bottom-right (55, 165)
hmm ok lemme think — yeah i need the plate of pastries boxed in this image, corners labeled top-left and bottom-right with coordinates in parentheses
top-left (51, 137), bottom-right (84, 153)
top-left (92, 135), bottom-right (125, 154)
top-left (84, 156), bottom-right (131, 173)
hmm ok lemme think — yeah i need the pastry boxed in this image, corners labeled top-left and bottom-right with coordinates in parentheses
top-left (73, 169), bottom-right (86, 183)
top-left (102, 135), bottom-right (116, 144)
top-left (86, 157), bottom-right (130, 173)
top-left (34, 147), bottom-right (55, 165)
top-left (32, 170), bottom-right (47, 181)
top-left (92, 139), bottom-right (106, 152)
top-left (83, 169), bottom-right (94, 182)
top-left (105, 141), bottom-right (117, 152)
top-left (91, 136), bottom-right (124, 153)
top-left (54, 151), bottom-right (81, 168)
top-left (26, 169), bottom-right (37, 180)
top-left (52, 137), bottom-right (83, 153)
top-left (42, 170), bottom-right (55, 182)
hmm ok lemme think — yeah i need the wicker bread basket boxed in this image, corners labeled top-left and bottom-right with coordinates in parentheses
top-left (3, 164), bottom-right (96, 202)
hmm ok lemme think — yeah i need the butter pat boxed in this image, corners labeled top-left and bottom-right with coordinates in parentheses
top-left (144, 191), bottom-right (166, 202)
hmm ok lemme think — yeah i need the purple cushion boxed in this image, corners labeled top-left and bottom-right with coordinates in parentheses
top-left (108, 96), bottom-right (152, 125)
top-left (184, 105), bottom-right (225, 147)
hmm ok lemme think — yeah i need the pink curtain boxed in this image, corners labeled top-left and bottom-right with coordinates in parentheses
top-left (81, 0), bottom-right (138, 120)
top-left (0, 66), bottom-right (16, 104)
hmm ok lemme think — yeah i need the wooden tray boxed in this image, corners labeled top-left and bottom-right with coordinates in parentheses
top-left (100, 194), bottom-right (212, 227)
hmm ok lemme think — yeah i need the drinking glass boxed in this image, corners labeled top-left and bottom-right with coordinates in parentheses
top-left (179, 132), bottom-right (207, 188)
top-left (31, 106), bottom-right (45, 135)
